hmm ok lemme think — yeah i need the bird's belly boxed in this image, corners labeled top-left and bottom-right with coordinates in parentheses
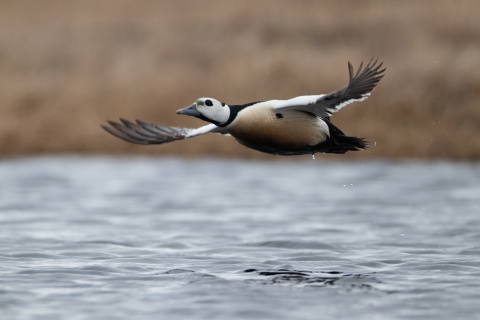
top-left (228, 109), bottom-right (327, 152)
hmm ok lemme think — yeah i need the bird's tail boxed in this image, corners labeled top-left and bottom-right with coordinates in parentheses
top-left (321, 119), bottom-right (369, 154)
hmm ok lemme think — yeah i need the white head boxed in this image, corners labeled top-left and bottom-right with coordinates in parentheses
top-left (177, 97), bottom-right (230, 126)
top-left (195, 98), bottom-right (230, 125)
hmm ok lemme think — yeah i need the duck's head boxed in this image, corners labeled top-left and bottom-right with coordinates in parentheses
top-left (176, 98), bottom-right (230, 126)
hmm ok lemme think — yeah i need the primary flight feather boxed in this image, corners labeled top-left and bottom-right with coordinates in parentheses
top-left (102, 59), bottom-right (385, 156)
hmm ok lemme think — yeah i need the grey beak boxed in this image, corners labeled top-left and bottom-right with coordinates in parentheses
top-left (176, 103), bottom-right (201, 117)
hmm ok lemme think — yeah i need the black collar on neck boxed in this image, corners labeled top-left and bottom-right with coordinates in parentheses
top-left (196, 113), bottom-right (222, 126)
top-left (218, 101), bottom-right (263, 127)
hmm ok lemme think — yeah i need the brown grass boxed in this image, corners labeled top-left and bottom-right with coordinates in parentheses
top-left (1, 0), bottom-right (479, 160)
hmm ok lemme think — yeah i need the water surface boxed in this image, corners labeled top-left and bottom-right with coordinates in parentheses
top-left (1, 157), bottom-right (480, 319)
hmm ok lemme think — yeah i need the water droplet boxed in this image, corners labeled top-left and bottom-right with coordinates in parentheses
top-left (401, 233), bottom-right (404, 236)
top-left (312, 154), bottom-right (315, 160)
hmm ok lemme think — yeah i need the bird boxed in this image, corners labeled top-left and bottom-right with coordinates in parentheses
top-left (102, 59), bottom-right (385, 156)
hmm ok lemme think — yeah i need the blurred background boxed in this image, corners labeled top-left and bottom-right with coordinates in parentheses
top-left (1, 0), bottom-right (479, 160)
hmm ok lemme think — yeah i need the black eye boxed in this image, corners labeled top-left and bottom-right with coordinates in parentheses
top-left (205, 100), bottom-right (213, 107)
top-left (221, 103), bottom-right (225, 107)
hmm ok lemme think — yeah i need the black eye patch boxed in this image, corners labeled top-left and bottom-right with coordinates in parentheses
top-left (221, 103), bottom-right (225, 107)
top-left (205, 100), bottom-right (213, 107)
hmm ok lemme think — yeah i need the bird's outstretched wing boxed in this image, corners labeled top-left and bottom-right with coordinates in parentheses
top-left (102, 119), bottom-right (223, 145)
top-left (273, 58), bottom-right (385, 117)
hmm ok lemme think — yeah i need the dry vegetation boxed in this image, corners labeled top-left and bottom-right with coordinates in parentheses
top-left (0, 0), bottom-right (479, 160)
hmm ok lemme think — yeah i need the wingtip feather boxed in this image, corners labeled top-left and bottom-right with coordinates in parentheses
top-left (347, 61), bottom-right (354, 81)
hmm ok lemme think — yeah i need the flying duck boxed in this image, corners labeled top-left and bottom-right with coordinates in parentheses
top-left (102, 59), bottom-right (385, 156)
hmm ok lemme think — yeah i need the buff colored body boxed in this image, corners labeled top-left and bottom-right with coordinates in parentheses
top-left (227, 103), bottom-right (328, 153)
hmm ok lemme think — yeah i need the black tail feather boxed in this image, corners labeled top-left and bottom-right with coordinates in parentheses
top-left (325, 135), bottom-right (369, 154)
top-left (320, 119), bottom-right (369, 154)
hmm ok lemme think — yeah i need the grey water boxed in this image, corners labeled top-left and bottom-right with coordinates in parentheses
top-left (1, 157), bottom-right (480, 320)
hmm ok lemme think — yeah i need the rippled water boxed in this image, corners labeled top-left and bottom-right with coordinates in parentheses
top-left (1, 157), bottom-right (480, 319)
